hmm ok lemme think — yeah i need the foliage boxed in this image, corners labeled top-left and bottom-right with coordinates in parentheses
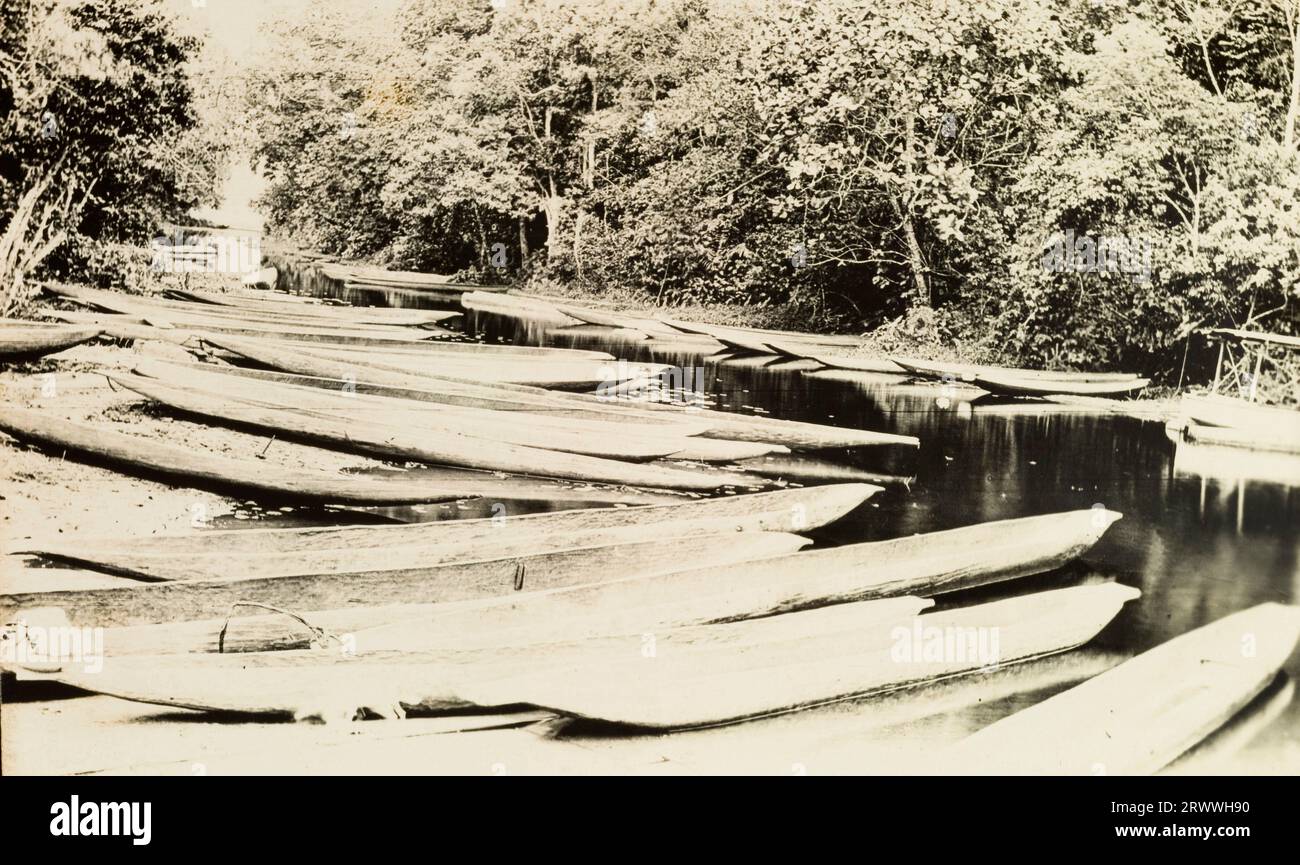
top-left (247, 0), bottom-right (1300, 371)
top-left (0, 0), bottom-right (223, 311)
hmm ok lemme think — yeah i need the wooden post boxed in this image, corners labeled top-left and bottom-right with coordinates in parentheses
top-left (1211, 340), bottom-right (1225, 393)
top-left (1250, 347), bottom-right (1264, 402)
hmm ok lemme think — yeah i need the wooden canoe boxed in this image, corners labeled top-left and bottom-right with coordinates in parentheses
top-left (891, 355), bottom-right (1142, 384)
top-left (37, 583), bottom-right (1139, 727)
top-left (554, 305), bottom-right (679, 337)
top-left (970, 373), bottom-right (1150, 398)
top-left (42, 283), bottom-right (439, 340)
top-left (942, 603), bottom-right (1300, 775)
top-left (14, 483), bottom-right (881, 565)
top-left (167, 506), bottom-right (1123, 655)
top-left (0, 405), bottom-right (475, 505)
top-left (203, 334), bottom-right (917, 450)
top-left (15, 506), bottom-right (1117, 648)
top-left (802, 353), bottom-right (905, 374)
top-left (0, 324), bottom-right (101, 360)
top-left (1182, 422), bottom-right (1300, 455)
top-left (303, 339), bottom-right (614, 362)
top-left (111, 374), bottom-right (759, 491)
top-left (293, 343), bottom-right (669, 389)
top-left (317, 263), bottom-right (461, 289)
top-left (658, 318), bottom-right (860, 349)
top-left (122, 365), bottom-right (713, 463)
top-left (1181, 393), bottom-right (1300, 437)
top-left (35, 507), bottom-right (1112, 600)
top-left (1, 532), bottom-right (807, 629)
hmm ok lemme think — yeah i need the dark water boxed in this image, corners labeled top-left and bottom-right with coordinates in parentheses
top-left (275, 268), bottom-right (1300, 770)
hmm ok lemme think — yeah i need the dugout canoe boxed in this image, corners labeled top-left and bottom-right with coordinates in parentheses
top-left (970, 373), bottom-right (1151, 398)
top-left (0, 324), bottom-right (101, 360)
top-left (554, 305), bottom-right (678, 337)
top-left (15, 483), bottom-right (881, 565)
top-left (293, 343), bottom-right (669, 390)
top-left (317, 263), bottom-right (464, 290)
top-left (659, 318), bottom-right (860, 349)
top-left (1181, 393), bottom-right (1300, 438)
top-left (111, 374), bottom-right (758, 490)
top-left (943, 603), bottom-right (1300, 775)
top-left (1, 531), bottom-right (806, 629)
top-left (801, 352), bottom-right (905, 374)
top-left (211, 506), bottom-right (1126, 655)
top-left (43, 283), bottom-right (450, 341)
top-left (891, 356), bottom-right (1142, 385)
top-left (204, 334), bottom-right (916, 449)
top-left (17, 506), bottom-right (1114, 637)
top-left (1182, 422), bottom-right (1300, 455)
top-left (38, 583), bottom-right (1138, 727)
top-left (121, 366), bottom-right (778, 463)
top-left (0, 406), bottom-right (474, 505)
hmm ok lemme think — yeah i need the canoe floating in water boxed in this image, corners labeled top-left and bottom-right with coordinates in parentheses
top-left (1182, 421), bottom-right (1300, 455)
top-left (1181, 393), bottom-right (1300, 438)
top-left (14, 483), bottom-right (882, 565)
top-left (892, 356), bottom-right (1143, 385)
top-left (1, 531), bottom-right (807, 629)
top-left (0, 324), bottom-right (100, 360)
top-left (0, 405), bottom-right (473, 505)
top-left (942, 603), bottom-right (1300, 775)
top-left (35, 583), bottom-right (1138, 727)
top-left (971, 373), bottom-right (1150, 398)
top-left (799, 352), bottom-right (904, 374)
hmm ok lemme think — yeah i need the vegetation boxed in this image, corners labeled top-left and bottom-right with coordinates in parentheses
top-left (0, 0), bottom-right (228, 313)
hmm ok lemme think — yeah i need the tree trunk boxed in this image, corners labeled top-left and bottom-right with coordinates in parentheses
top-left (897, 112), bottom-right (931, 306)
top-left (1285, 8), bottom-right (1300, 151)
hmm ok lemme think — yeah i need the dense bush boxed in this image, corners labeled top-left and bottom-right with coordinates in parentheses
top-left (248, 0), bottom-right (1300, 370)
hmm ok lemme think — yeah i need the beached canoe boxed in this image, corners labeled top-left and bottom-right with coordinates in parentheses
top-left (13, 507), bottom-right (1116, 651)
top-left (14, 483), bottom-right (881, 564)
top-left (1, 531), bottom-right (807, 629)
top-left (111, 373), bottom-right (759, 491)
top-left (970, 373), bottom-right (1151, 398)
top-left (659, 318), bottom-right (860, 349)
top-left (163, 506), bottom-right (1123, 654)
top-left (0, 406), bottom-right (474, 505)
top-left (43, 282), bottom-right (452, 338)
top-left (942, 603), bottom-right (1300, 775)
top-left (0, 324), bottom-right (101, 360)
top-left (122, 365), bottom-right (780, 463)
top-left (36, 583), bottom-right (1138, 727)
top-left (1181, 393), bottom-right (1300, 438)
top-left (201, 334), bottom-right (917, 449)
top-left (293, 343), bottom-right (669, 390)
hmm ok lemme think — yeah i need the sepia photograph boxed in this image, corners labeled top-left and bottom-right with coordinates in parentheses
top-left (1, 0), bottom-right (1298, 821)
